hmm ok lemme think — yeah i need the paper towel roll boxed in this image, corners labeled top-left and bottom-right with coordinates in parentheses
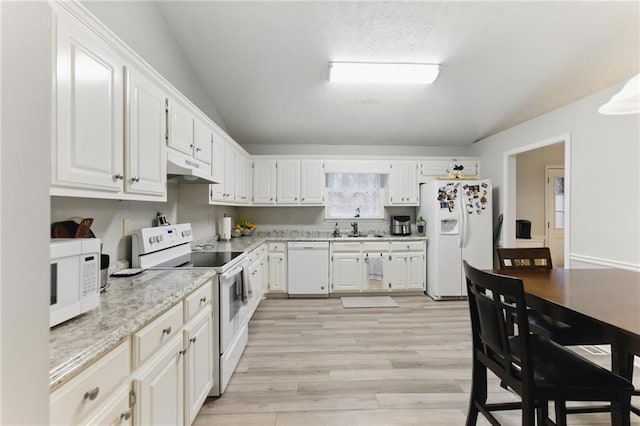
top-left (219, 217), bottom-right (232, 241)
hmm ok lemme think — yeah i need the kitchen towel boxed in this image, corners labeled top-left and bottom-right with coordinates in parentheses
top-left (367, 256), bottom-right (384, 281)
top-left (241, 266), bottom-right (251, 304)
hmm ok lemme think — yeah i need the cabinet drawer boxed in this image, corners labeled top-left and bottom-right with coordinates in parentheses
top-left (83, 384), bottom-right (132, 426)
top-left (132, 303), bottom-right (183, 368)
top-left (268, 242), bottom-right (285, 252)
top-left (184, 279), bottom-right (212, 322)
top-left (332, 242), bottom-right (360, 252)
top-left (361, 242), bottom-right (389, 252)
top-left (50, 340), bottom-right (130, 426)
top-left (252, 244), bottom-right (266, 259)
top-left (391, 241), bottom-right (425, 252)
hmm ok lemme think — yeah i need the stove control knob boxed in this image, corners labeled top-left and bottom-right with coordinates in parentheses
top-left (148, 236), bottom-right (154, 244)
top-left (158, 235), bottom-right (163, 242)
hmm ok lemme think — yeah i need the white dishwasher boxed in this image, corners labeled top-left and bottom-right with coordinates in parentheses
top-left (287, 241), bottom-right (329, 296)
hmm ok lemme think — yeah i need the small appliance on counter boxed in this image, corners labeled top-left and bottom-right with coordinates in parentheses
top-left (50, 238), bottom-right (101, 327)
top-left (219, 215), bottom-right (232, 241)
top-left (390, 215), bottom-right (411, 235)
top-left (516, 219), bottom-right (532, 239)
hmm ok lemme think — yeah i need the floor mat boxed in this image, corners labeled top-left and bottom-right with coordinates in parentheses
top-left (340, 296), bottom-right (398, 308)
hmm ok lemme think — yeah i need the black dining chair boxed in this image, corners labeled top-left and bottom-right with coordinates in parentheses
top-left (463, 261), bottom-right (633, 426)
top-left (496, 247), bottom-right (605, 346)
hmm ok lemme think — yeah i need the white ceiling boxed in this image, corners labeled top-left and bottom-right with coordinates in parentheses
top-left (157, 1), bottom-right (639, 147)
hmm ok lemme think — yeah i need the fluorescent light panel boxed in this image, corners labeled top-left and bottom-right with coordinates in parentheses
top-left (329, 62), bottom-right (440, 84)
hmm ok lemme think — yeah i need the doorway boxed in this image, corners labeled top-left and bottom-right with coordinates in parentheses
top-left (502, 133), bottom-right (570, 267)
top-left (545, 166), bottom-right (565, 267)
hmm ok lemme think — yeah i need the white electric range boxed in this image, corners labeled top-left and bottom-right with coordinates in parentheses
top-left (131, 223), bottom-right (250, 395)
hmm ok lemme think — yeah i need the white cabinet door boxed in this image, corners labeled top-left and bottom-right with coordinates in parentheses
top-left (362, 253), bottom-right (390, 291)
top-left (125, 66), bottom-right (167, 197)
top-left (388, 254), bottom-right (407, 290)
top-left (168, 98), bottom-right (194, 156)
top-left (332, 253), bottom-right (362, 292)
top-left (406, 253), bottom-right (425, 290)
top-left (134, 335), bottom-right (184, 426)
top-left (235, 153), bottom-right (249, 204)
top-left (83, 384), bottom-right (132, 426)
top-left (252, 160), bottom-right (277, 204)
top-left (193, 117), bottom-right (212, 165)
top-left (389, 161), bottom-right (418, 205)
top-left (300, 160), bottom-right (325, 205)
top-left (210, 129), bottom-right (225, 184)
top-left (267, 253), bottom-right (287, 293)
top-left (184, 307), bottom-right (213, 426)
top-left (223, 141), bottom-right (236, 201)
top-left (276, 160), bottom-right (300, 204)
top-left (54, 12), bottom-right (124, 192)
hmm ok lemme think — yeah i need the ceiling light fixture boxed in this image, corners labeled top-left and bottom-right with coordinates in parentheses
top-left (598, 73), bottom-right (640, 115)
top-left (328, 62), bottom-right (440, 84)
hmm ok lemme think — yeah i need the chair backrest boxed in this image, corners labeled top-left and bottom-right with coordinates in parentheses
top-left (463, 261), bottom-right (535, 394)
top-left (497, 247), bottom-right (553, 270)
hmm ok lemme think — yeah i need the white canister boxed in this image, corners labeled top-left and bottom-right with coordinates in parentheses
top-left (219, 216), bottom-right (232, 241)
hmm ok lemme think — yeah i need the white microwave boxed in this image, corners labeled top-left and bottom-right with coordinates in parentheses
top-left (50, 238), bottom-right (101, 327)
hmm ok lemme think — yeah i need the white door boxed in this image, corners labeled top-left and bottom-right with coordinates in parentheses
top-left (276, 160), bottom-right (300, 204)
top-left (406, 253), bottom-right (425, 290)
top-left (168, 98), bottom-right (194, 156)
top-left (546, 167), bottom-right (565, 267)
top-left (235, 154), bottom-right (247, 203)
top-left (54, 12), bottom-right (123, 192)
top-left (252, 160), bottom-right (276, 204)
top-left (388, 254), bottom-right (406, 290)
top-left (460, 180), bottom-right (493, 282)
top-left (125, 66), bottom-right (167, 197)
top-left (210, 129), bottom-right (225, 185)
top-left (332, 253), bottom-right (362, 292)
top-left (192, 117), bottom-right (212, 165)
top-left (134, 336), bottom-right (184, 426)
top-left (300, 160), bottom-right (325, 204)
top-left (220, 141), bottom-right (235, 201)
top-left (184, 307), bottom-right (213, 426)
top-left (267, 253), bottom-right (286, 293)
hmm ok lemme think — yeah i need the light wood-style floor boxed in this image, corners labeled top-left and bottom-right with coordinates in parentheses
top-left (194, 296), bottom-right (639, 426)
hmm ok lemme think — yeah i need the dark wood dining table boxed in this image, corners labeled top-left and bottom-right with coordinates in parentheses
top-left (496, 267), bottom-right (640, 416)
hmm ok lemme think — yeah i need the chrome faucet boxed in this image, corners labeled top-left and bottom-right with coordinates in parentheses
top-left (350, 222), bottom-right (359, 236)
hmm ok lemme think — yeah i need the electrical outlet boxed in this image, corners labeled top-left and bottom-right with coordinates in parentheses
top-left (123, 218), bottom-right (132, 236)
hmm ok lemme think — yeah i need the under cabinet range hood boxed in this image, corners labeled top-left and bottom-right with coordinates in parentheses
top-left (166, 148), bottom-right (219, 184)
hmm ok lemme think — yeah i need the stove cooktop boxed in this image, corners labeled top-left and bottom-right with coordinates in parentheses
top-left (188, 251), bottom-right (245, 268)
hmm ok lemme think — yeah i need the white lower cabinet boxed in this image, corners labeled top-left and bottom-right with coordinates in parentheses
top-left (184, 306), bottom-right (214, 426)
top-left (267, 243), bottom-right (287, 293)
top-left (133, 334), bottom-right (185, 426)
top-left (331, 252), bottom-right (362, 292)
top-left (330, 241), bottom-right (426, 293)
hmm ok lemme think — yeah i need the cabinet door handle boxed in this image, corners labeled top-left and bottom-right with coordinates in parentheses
top-left (179, 349), bottom-right (186, 356)
top-left (196, 147), bottom-right (202, 152)
top-left (131, 176), bottom-right (140, 183)
top-left (162, 326), bottom-right (172, 335)
top-left (113, 173), bottom-right (124, 180)
top-left (190, 337), bottom-right (197, 344)
top-left (83, 387), bottom-right (100, 401)
top-left (189, 144), bottom-right (194, 149)
top-left (120, 409), bottom-right (132, 421)
top-left (199, 296), bottom-right (207, 304)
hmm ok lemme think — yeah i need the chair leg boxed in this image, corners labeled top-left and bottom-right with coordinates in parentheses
top-left (536, 401), bottom-right (549, 426)
top-left (554, 401), bottom-right (567, 426)
top-left (466, 360), bottom-right (487, 426)
top-left (611, 393), bottom-right (631, 426)
top-left (522, 398), bottom-right (536, 426)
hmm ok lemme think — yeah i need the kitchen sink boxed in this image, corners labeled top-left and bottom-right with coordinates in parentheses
top-left (338, 234), bottom-right (385, 238)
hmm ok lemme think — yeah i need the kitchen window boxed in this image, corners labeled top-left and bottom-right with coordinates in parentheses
top-left (325, 173), bottom-right (384, 219)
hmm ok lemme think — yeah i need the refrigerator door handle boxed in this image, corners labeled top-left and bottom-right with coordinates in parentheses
top-left (458, 199), bottom-right (464, 248)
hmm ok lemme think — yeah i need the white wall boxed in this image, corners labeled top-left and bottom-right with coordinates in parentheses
top-left (470, 81), bottom-right (640, 269)
top-left (516, 143), bottom-right (565, 236)
top-left (177, 185), bottom-right (237, 241)
top-left (80, 0), bottom-right (228, 132)
top-left (0, 1), bottom-right (50, 423)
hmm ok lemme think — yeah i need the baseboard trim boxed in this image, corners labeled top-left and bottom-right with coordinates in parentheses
top-left (569, 253), bottom-right (640, 272)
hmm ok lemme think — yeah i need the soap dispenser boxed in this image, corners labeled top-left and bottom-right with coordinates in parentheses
top-left (333, 223), bottom-right (340, 237)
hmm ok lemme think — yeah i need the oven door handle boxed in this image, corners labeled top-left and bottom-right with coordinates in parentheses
top-left (221, 264), bottom-right (245, 280)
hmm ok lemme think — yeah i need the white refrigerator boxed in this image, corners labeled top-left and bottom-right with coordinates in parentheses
top-left (418, 179), bottom-right (493, 299)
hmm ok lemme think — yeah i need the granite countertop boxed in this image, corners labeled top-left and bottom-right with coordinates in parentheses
top-left (193, 233), bottom-right (428, 252)
top-left (49, 269), bottom-right (217, 391)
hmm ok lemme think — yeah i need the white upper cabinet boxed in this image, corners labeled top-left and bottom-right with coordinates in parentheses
top-left (125, 66), bottom-right (167, 197)
top-left (388, 161), bottom-right (418, 205)
top-left (276, 160), bottom-right (300, 204)
top-left (419, 159), bottom-right (479, 181)
top-left (193, 116), bottom-right (212, 165)
top-left (168, 98), bottom-right (194, 156)
top-left (53, 11), bottom-right (124, 194)
top-left (300, 160), bottom-right (325, 205)
top-left (235, 152), bottom-right (249, 204)
top-left (252, 160), bottom-right (277, 204)
top-left (210, 129), bottom-right (225, 185)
